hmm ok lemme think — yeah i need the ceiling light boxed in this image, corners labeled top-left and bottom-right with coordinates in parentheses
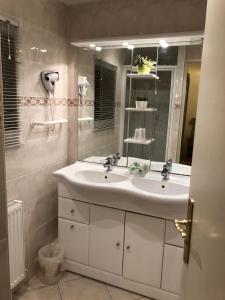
top-left (89, 43), bottom-right (96, 48)
top-left (127, 45), bottom-right (134, 50)
top-left (96, 46), bottom-right (102, 52)
top-left (159, 39), bottom-right (169, 48)
top-left (40, 49), bottom-right (47, 53)
top-left (122, 42), bottom-right (129, 46)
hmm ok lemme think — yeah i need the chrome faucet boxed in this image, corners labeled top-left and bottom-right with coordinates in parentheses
top-left (104, 157), bottom-right (113, 172)
top-left (112, 152), bottom-right (121, 165)
top-left (161, 159), bottom-right (172, 180)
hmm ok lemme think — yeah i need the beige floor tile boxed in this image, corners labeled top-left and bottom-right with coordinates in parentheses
top-left (106, 284), bottom-right (141, 300)
top-left (27, 275), bottom-right (47, 290)
top-left (13, 285), bottom-right (61, 300)
top-left (60, 271), bottom-right (81, 282)
top-left (59, 277), bottom-right (112, 300)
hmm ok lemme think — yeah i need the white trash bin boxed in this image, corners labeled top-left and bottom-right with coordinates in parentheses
top-left (38, 243), bottom-right (64, 285)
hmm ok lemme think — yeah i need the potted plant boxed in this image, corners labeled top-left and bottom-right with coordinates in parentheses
top-left (136, 96), bottom-right (148, 109)
top-left (134, 54), bottom-right (156, 75)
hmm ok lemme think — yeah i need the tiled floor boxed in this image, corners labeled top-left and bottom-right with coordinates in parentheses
top-left (13, 272), bottom-right (152, 300)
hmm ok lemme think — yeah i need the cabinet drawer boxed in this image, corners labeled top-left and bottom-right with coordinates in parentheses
top-left (58, 218), bottom-right (89, 264)
top-left (165, 220), bottom-right (184, 247)
top-left (58, 197), bottom-right (89, 224)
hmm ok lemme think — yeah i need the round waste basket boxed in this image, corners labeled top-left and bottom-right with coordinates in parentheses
top-left (38, 243), bottom-right (64, 285)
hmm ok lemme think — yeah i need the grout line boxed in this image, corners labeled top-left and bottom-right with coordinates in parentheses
top-left (26, 284), bottom-right (49, 292)
top-left (105, 284), bottom-right (146, 300)
top-left (160, 220), bottom-right (167, 289)
top-left (104, 284), bottom-right (114, 300)
top-left (57, 283), bottom-right (63, 300)
top-left (60, 275), bottom-right (83, 284)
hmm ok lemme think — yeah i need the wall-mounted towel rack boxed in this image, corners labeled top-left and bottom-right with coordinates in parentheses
top-left (31, 119), bottom-right (68, 128)
top-left (78, 117), bottom-right (94, 122)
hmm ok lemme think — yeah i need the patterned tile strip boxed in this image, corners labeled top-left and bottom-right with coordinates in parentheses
top-left (20, 97), bottom-right (95, 106)
top-left (19, 97), bottom-right (121, 107)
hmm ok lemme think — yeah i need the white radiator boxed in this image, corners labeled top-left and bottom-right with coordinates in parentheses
top-left (8, 200), bottom-right (25, 289)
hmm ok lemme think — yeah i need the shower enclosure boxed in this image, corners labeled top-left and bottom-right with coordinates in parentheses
top-left (122, 47), bottom-right (177, 166)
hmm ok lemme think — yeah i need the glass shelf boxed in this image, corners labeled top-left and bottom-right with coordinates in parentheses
top-left (125, 108), bottom-right (157, 112)
top-left (127, 73), bottom-right (159, 80)
top-left (124, 138), bottom-right (155, 145)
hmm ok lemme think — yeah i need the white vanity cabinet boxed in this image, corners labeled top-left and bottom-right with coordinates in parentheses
top-left (123, 213), bottom-right (165, 287)
top-left (58, 195), bottom-right (184, 300)
top-left (89, 205), bottom-right (125, 275)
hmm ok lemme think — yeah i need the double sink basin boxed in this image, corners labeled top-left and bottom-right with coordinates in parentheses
top-left (54, 162), bottom-right (190, 220)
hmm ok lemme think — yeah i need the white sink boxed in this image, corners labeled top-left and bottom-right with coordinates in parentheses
top-left (75, 170), bottom-right (127, 184)
top-left (54, 162), bottom-right (190, 220)
top-left (131, 177), bottom-right (189, 198)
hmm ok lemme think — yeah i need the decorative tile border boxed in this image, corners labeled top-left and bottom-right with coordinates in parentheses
top-left (19, 97), bottom-right (121, 107)
top-left (19, 97), bottom-right (94, 107)
top-left (78, 100), bottom-right (94, 106)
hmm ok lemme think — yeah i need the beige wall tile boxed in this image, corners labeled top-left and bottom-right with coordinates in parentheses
top-left (0, 0), bottom-right (73, 280)
top-left (0, 238), bottom-right (11, 300)
top-left (26, 218), bottom-right (58, 276)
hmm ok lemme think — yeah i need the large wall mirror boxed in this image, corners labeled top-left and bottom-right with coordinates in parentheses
top-left (75, 35), bottom-right (203, 176)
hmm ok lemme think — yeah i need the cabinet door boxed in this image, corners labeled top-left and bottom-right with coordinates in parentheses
top-left (123, 213), bottom-right (165, 288)
top-left (161, 244), bottom-right (183, 294)
top-left (58, 218), bottom-right (89, 264)
top-left (89, 205), bottom-right (125, 275)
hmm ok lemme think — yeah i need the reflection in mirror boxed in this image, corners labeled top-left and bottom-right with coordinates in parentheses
top-left (76, 37), bottom-right (202, 176)
top-left (179, 62), bottom-right (201, 165)
top-left (77, 48), bottom-right (127, 167)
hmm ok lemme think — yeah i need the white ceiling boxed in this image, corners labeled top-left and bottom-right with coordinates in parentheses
top-left (60, 0), bottom-right (106, 5)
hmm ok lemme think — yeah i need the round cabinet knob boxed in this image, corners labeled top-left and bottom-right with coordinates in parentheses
top-left (116, 242), bottom-right (120, 247)
top-left (126, 245), bottom-right (131, 250)
top-left (70, 209), bottom-right (75, 214)
top-left (70, 225), bottom-right (74, 230)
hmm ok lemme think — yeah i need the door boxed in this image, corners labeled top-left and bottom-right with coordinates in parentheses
top-left (180, 1), bottom-right (225, 299)
top-left (58, 218), bottom-right (89, 264)
top-left (123, 212), bottom-right (165, 288)
top-left (89, 205), bottom-right (125, 275)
